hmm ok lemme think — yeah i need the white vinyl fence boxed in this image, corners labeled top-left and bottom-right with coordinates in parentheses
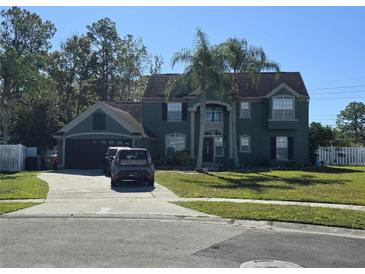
top-left (0, 144), bottom-right (26, 172)
top-left (317, 146), bottom-right (365, 166)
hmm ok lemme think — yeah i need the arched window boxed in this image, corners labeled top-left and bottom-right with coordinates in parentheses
top-left (165, 133), bottom-right (186, 154)
top-left (272, 95), bottom-right (295, 120)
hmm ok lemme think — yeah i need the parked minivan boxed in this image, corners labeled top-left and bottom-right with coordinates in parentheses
top-left (110, 147), bottom-right (155, 187)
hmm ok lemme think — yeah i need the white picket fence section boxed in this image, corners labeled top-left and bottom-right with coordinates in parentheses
top-left (317, 146), bottom-right (365, 166)
top-left (0, 144), bottom-right (26, 172)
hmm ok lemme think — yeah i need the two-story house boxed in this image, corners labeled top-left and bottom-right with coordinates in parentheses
top-left (54, 72), bottom-right (309, 169)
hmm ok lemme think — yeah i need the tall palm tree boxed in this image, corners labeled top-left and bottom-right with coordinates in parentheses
top-left (171, 29), bottom-right (223, 170)
top-left (218, 38), bottom-right (280, 168)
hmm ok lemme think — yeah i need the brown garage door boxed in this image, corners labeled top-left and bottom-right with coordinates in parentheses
top-left (65, 139), bottom-right (132, 169)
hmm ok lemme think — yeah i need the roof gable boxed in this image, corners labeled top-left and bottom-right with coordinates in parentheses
top-left (265, 83), bottom-right (301, 98)
top-left (56, 101), bottom-right (146, 136)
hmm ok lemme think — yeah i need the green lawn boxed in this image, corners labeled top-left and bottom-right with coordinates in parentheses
top-left (157, 166), bottom-right (365, 205)
top-left (0, 202), bottom-right (40, 214)
top-left (175, 201), bottom-right (365, 230)
top-left (0, 171), bottom-right (48, 199)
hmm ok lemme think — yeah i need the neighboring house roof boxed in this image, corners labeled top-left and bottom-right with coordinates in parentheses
top-left (143, 72), bottom-right (309, 99)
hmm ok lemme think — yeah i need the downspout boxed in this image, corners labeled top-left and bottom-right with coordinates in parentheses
top-left (62, 136), bottom-right (66, 168)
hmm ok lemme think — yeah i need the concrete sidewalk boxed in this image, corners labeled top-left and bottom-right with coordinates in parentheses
top-left (168, 197), bottom-right (365, 211)
top-left (0, 199), bottom-right (44, 203)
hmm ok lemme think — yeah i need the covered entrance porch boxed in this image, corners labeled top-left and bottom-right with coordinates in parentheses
top-left (189, 101), bottom-right (233, 167)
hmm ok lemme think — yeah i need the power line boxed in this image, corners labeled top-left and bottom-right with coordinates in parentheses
top-left (310, 76), bottom-right (365, 85)
top-left (310, 90), bottom-right (365, 96)
top-left (309, 84), bottom-right (365, 91)
top-left (311, 96), bottom-right (365, 100)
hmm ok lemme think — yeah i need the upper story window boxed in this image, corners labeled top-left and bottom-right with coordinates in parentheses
top-left (165, 133), bottom-right (185, 154)
top-left (272, 95), bottom-right (295, 120)
top-left (167, 103), bottom-right (182, 121)
top-left (206, 109), bottom-right (222, 123)
top-left (92, 112), bottom-right (106, 130)
top-left (240, 102), bottom-right (251, 118)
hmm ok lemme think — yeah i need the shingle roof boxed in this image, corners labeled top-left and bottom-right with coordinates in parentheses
top-left (107, 101), bottom-right (143, 122)
top-left (101, 102), bottom-right (147, 137)
top-left (105, 101), bottom-right (158, 139)
top-left (143, 72), bottom-right (309, 99)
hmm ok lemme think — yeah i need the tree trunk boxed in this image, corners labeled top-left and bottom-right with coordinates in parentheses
top-left (231, 100), bottom-right (240, 168)
top-left (76, 81), bottom-right (83, 116)
top-left (196, 90), bottom-right (206, 170)
top-left (1, 97), bottom-right (9, 144)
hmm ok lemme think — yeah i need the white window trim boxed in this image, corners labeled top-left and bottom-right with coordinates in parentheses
top-left (165, 132), bottom-right (186, 155)
top-left (214, 136), bottom-right (224, 157)
top-left (239, 135), bottom-right (251, 153)
top-left (271, 95), bottom-right (295, 121)
top-left (239, 101), bottom-right (251, 119)
top-left (167, 102), bottom-right (182, 122)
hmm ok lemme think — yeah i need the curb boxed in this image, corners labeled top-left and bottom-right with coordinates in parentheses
top-left (0, 199), bottom-right (45, 203)
top-left (232, 219), bottom-right (365, 239)
top-left (1, 213), bottom-right (364, 239)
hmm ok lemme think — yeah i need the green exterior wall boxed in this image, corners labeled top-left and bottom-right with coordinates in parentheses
top-left (142, 85), bottom-right (309, 167)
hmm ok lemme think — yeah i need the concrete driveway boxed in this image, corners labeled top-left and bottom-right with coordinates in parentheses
top-left (8, 170), bottom-right (209, 217)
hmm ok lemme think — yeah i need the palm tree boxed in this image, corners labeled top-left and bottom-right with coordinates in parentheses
top-left (171, 29), bottom-right (223, 170)
top-left (218, 38), bottom-right (280, 168)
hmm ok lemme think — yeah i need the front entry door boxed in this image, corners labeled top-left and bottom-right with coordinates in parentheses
top-left (203, 137), bottom-right (214, 162)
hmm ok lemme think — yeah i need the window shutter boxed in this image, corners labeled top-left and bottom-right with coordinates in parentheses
top-left (271, 137), bottom-right (276, 160)
top-left (288, 137), bottom-right (294, 160)
top-left (162, 103), bottom-right (167, 121)
top-left (182, 103), bottom-right (188, 121)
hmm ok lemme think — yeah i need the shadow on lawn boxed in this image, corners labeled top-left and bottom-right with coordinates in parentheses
top-left (0, 174), bottom-right (22, 180)
top-left (188, 172), bottom-right (351, 192)
top-left (294, 166), bottom-right (363, 174)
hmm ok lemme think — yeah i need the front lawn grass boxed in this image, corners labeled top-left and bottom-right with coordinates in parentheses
top-left (175, 201), bottom-right (365, 230)
top-left (0, 202), bottom-right (40, 214)
top-left (0, 171), bottom-right (48, 199)
top-left (156, 166), bottom-right (365, 205)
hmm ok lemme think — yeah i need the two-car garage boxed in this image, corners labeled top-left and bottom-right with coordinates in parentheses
top-left (64, 139), bottom-right (132, 169)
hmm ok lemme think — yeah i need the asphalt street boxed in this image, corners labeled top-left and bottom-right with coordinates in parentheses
top-left (1, 217), bottom-right (364, 267)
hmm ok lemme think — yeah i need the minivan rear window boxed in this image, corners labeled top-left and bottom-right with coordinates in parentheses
top-left (119, 150), bottom-right (148, 165)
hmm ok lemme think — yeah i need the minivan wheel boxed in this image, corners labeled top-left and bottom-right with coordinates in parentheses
top-left (148, 180), bottom-right (154, 187)
top-left (111, 178), bottom-right (118, 187)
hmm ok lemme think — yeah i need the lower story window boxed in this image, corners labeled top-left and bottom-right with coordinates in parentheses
top-left (166, 133), bottom-right (186, 154)
top-left (240, 135), bottom-right (250, 153)
top-left (276, 136), bottom-right (288, 160)
top-left (214, 136), bottom-right (224, 156)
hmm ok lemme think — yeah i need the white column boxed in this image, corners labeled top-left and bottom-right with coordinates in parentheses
top-left (190, 110), bottom-right (195, 158)
top-left (228, 109), bottom-right (233, 159)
